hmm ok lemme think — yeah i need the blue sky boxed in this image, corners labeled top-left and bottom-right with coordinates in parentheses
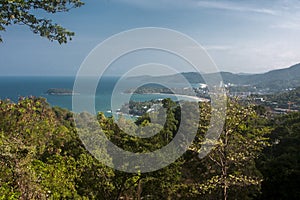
top-left (1, 0), bottom-right (300, 76)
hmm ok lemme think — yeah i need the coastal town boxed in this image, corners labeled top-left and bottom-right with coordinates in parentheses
top-left (119, 83), bottom-right (299, 117)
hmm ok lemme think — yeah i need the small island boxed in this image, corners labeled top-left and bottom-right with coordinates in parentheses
top-left (46, 88), bottom-right (78, 96)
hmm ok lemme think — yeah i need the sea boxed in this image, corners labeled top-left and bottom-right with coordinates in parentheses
top-left (0, 76), bottom-right (197, 116)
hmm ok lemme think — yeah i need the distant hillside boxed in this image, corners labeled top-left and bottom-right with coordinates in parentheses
top-left (241, 63), bottom-right (300, 89)
top-left (254, 87), bottom-right (300, 111)
top-left (127, 63), bottom-right (300, 91)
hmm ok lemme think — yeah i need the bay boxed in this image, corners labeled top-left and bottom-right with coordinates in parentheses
top-left (0, 76), bottom-right (194, 116)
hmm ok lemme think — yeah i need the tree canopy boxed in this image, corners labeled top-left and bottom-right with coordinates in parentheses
top-left (0, 97), bottom-right (298, 199)
top-left (0, 0), bottom-right (84, 43)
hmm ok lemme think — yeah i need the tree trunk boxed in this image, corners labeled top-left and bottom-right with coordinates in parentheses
top-left (223, 183), bottom-right (228, 200)
top-left (136, 179), bottom-right (142, 200)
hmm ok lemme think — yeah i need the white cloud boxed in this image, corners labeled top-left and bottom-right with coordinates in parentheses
top-left (210, 41), bottom-right (300, 73)
top-left (267, 0), bottom-right (300, 30)
top-left (204, 45), bottom-right (233, 51)
top-left (114, 0), bottom-right (277, 14)
top-left (196, 1), bottom-right (277, 15)
top-left (271, 21), bottom-right (300, 30)
top-left (110, 0), bottom-right (300, 73)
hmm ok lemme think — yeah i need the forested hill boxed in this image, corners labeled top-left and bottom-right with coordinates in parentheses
top-left (255, 86), bottom-right (300, 110)
top-left (128, 63), bottom-right (300, 90)
top-left (0, 97), bottom-right (299, 199)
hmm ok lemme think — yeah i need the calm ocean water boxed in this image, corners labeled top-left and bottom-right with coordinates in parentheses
top-left (0, 76), bottom-right (189, 115)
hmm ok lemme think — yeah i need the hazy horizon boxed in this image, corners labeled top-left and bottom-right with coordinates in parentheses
top-left (0, 61), bottom-right (299, 77)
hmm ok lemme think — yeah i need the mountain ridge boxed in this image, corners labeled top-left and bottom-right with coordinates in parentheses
top-left (127, 63), bottom-right (300, 91)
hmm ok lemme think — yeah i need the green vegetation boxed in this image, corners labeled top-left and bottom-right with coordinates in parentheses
top-left (125, 86), bottom-right (197, 97)
top-left (0, 97), bottom-right (299, 199)
top-left (0, 0), bottom-right (84, 43)
top-left (46, 88), bottom-right (75, 96)
top-left (125, 86), bottom-right (173, 95)
top-left (257, 112), bottom-right (300, 199)
top-left (119, 99), bottom-right (162, 116)
top-left (253, 87), bottom-right (300, 111)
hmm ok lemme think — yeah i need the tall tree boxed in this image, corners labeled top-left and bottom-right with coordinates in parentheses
top-left (0, 0), bottom-right (84, 43)
top-left (182, 100), bottom-right (271, 200)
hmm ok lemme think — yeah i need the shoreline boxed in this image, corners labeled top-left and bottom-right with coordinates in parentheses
top-left (123, 92), bottom-right (209, 102)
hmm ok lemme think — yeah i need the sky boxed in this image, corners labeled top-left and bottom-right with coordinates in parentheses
top-left (1, 0), bottom-right (300, 76)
